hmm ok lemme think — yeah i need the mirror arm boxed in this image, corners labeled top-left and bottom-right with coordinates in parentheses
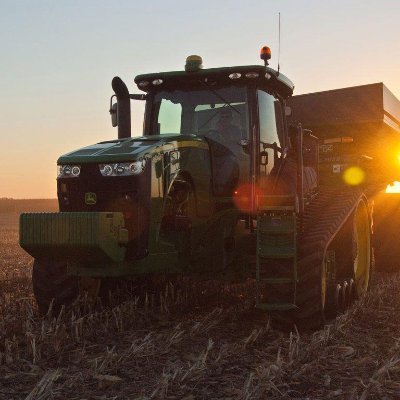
top-left (130, 94), bottom-right (147, 100)
top-left (261, 141), bottom-right (282, 153)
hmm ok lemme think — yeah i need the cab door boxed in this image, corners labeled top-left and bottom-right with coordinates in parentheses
top-left (256, 90), bottom-right (286, 193)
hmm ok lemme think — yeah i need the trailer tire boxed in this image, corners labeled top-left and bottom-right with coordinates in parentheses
top-left (372, 192), bottom-right (400, 272)
top-left (373, 244), bottom-right (400, 272)
top-left (32, 259), bottom-right (79, 315)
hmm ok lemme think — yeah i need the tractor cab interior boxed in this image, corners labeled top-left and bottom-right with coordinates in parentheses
top-left (149, 86), bottom-right (251, 196)
top-left (148, 84), bottom-right (291, 198)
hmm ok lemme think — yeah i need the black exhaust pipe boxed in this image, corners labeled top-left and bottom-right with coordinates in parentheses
top-left (112, 76), bottom-right (131, 139)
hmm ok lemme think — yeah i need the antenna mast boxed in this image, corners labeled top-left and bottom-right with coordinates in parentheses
top-left (278, 12), bottom-right (281, 74)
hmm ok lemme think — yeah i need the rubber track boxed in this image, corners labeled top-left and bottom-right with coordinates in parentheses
top-left (262, 186), bottom-right (366, 327)
top-left (300, 186), bottom-right (364, 251)
top-left (297, 187), bottom-right (365, 321)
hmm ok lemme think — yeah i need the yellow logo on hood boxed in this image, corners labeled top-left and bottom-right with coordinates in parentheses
top-left (85, 192), bottom-right (97, 205)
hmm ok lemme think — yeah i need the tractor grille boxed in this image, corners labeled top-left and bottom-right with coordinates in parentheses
top-left (57, 163), bottom-right (151, 260)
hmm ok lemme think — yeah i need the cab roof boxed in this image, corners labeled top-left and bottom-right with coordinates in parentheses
top-left (134, 65), bottom-right (294, 99)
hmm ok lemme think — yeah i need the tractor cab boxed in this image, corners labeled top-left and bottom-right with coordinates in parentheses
top-left (111, 52), bottom-right (296, 209)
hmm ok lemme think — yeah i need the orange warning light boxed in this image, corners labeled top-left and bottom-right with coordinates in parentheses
top-left (260, 46), bottom-right (271, 65)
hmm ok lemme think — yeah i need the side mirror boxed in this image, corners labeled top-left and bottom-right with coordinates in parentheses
top-left (110, 101), bottom-right (118, 127)
top-left (288, 125), bottom-right (298, 149)
top-left (109, 93), bottom-right (146, 128)
top-left (260, 150), bottom-right (269, 166)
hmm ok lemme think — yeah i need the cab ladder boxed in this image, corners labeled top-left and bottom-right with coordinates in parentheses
top-left (255, 195), bottom-right (298, 311)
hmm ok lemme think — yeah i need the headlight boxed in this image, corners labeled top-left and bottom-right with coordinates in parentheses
top-left (99, 160), bottom-right (146, 177)
top-left (58, 164), bottom-right (81, 178)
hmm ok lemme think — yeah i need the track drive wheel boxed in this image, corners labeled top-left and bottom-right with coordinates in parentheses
top-left (32, 259), bottom-right (79, 315)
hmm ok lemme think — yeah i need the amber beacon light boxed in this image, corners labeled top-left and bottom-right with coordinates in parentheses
top-left (260, 46), bottom-right (271, 66)
top-left (185, 55), bottom-right (203, 72)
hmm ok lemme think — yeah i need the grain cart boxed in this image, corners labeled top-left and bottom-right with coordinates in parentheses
top-left (20, 49), bottom-right (373, 327)
top-left (287, 84), bottom-right (400, 272)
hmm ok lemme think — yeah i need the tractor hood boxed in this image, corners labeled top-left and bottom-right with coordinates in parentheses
top-left (58, 134), bottom-right (209, 164)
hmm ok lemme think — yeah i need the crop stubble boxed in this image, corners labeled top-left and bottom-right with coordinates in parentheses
top-left (0, 213), bottom-right (400, 399)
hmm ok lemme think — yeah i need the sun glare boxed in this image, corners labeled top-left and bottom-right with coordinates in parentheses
top-left (386, 181), bottom-right (400, 193)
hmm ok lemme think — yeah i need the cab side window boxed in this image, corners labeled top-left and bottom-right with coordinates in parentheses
top-left (257, 90), bottom-right (283, 176)
top-left (157, 99), bottom-right (182, 134)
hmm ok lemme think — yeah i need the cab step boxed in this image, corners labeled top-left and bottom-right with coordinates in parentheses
top-left (255, 196), bottom-right (298, 312)
top-left (258, 251), bottom-right (295, 259)
top-left (259, 277), bottom-right (294, 284)
top-left (256, 303), bottom-right (298, 311)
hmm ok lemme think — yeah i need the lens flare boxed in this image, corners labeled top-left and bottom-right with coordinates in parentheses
top-left (233, 184), bottom-right (252, 212)
top-left (233, 183), bottom-right (264, 213)
top-left (342, 166), bottom-right (365, 186)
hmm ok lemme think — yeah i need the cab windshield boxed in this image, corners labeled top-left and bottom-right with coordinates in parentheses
top-left (149, 86), bottom-right (249, 139)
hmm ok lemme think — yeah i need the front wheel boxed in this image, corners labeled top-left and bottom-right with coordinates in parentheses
top-left (32, 259), bottom-right (79, 314)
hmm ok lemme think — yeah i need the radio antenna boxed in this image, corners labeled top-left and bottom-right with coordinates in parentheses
top-left (278, 12), bottom-right (281, 74)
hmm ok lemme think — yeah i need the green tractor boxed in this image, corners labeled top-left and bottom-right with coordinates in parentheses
top-left (20, 49), bottom-right (373, 326)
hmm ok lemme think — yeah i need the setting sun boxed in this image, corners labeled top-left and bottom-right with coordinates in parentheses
top-left (386, 181), bottom-right (400, 193)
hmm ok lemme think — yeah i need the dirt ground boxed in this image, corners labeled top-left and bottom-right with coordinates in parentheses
top-left (1, 212), bottom-right (400, 400)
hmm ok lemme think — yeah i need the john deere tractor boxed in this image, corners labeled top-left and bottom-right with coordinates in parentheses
top-left (20, 48), bottom-right (375, 326)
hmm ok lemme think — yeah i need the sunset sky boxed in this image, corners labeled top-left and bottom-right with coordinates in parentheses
top-left (1, 0), bottom-right (399, 198)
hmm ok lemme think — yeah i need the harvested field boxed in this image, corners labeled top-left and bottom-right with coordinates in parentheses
top-left (1, 212), bottom-right (400, 399)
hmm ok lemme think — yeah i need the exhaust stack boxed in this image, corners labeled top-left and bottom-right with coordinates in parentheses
top-left (112, 77), bottom-right (131, 139)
